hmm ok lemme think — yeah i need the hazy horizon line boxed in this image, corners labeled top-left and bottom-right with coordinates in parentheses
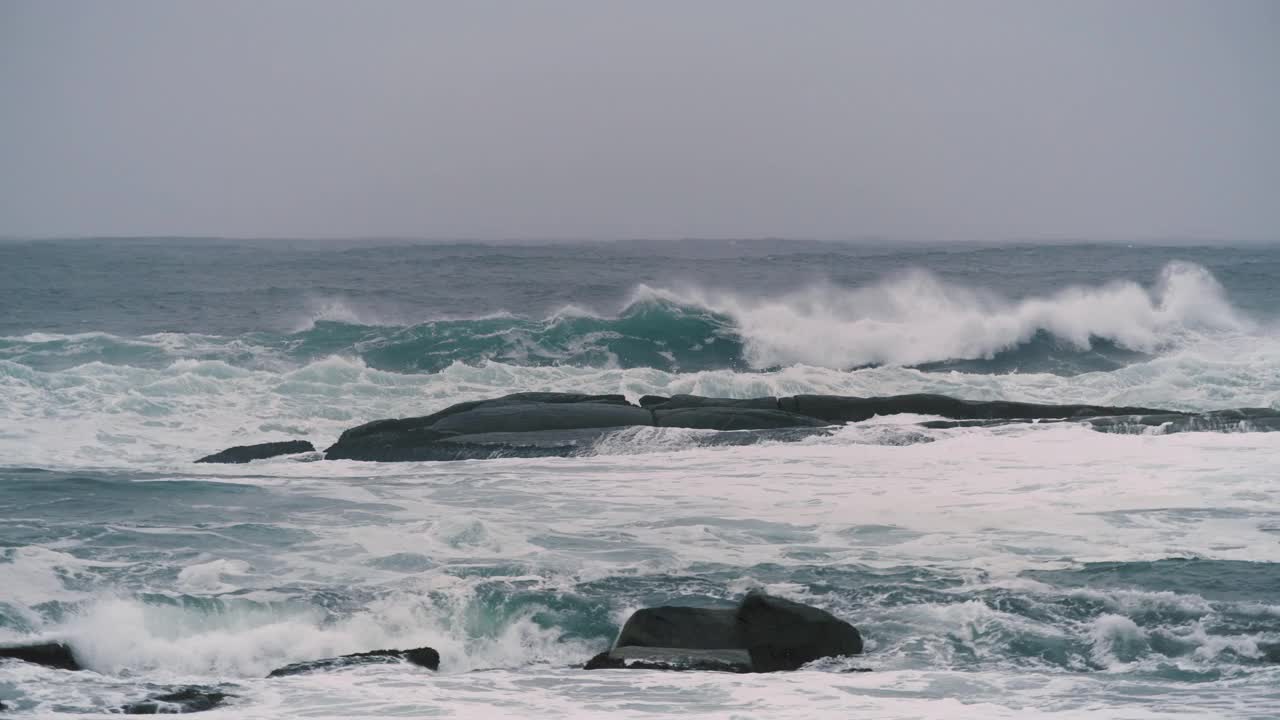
top-left (2, 234), bottom-right (1276, 247)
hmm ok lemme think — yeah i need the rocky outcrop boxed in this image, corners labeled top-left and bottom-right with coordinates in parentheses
top-left (324, 392), bottom-right (645, 461)
top-left (775, 394), bottom-right (1177, 424)
top-left (614, 605), bottom-right (743, 649)
top-left (266, 647), bottom-right (440, 677)
top-left (115, 687), bottom-right (230, 714)
top-left (320, 392), bottom-right (1199, 462)
top-left (643, 395), bottom-right (782, 411)
top-left (653, 407), bottom-right (828, 431)
top-left (585, 591), bottom-right (862, 672)
top-left (738, 592), bottom-right (866, 672)
top-left (1087, 408), bottom-right (1280, 435)
top-left (198, 392), bottom-right (1280, 464)
top-left (322, 392), bottom-right (858, 461)
top-left (195, 440), bottom-right (315, 464)
top-left (0, 641), bottom-right (82, 671)
top-left (584, 646), bottom-right (753, 672)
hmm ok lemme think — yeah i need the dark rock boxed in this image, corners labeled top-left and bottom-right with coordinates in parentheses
top-left (587, 592), bottom-right (861, 673)
top-left (737, 590), bottom-right (864, 672)
top-left (336, 392), bottom-right (633, 446)
top-left (0, 641), bottom-right (82, 671)
top-left (117, 687), bottom-right (229, 714)
top-left (785, 394), bottom-right (1178, 424)
top-left (655, 407), bottom-right (828, 431)
top-left (195, 440), bottom-right (315, 464)
top-left (917, 418), bottom-right (1071, 430)
top-left (615, 606), bottom-right (740, 650)
top-left (583, 650), bottom-right (619, 670)
top-left (648, 395), bottom-right (781, 411)
top-left (1088, 408), bottom-right (1280, 435)
top-left (401, 428), bottom-right (621, 462)
top-left (584, 647), bottom-right (752, 672)
top-left (266, 647), bottom-right (440, 677)
top-left (324, 393), bottom-right (648, 461)
top-left (430, 402), bottom-right (652, 435)
top-left (321, 391), bottom-right (1274, 463)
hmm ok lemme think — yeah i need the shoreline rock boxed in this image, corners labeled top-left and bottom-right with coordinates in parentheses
top-left (267, 647), bottom-right (440, 677)
top-left (116, 687), bottom-right (230, 714)
top-left (586, 591), bottom-right (863, 673)
top-left (195, 440), bottom-right (315, 464)
top-left (0, 641), bottom-right (82, 671)
top-left (195, 391), bottom-right (1280, 464)
top-left (585, 647), bottom-right (753, 673)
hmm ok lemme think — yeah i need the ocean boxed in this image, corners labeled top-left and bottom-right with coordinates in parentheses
top-left (1, 238), bottom-right (1278, 718)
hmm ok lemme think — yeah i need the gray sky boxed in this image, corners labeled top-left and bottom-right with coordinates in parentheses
top-left (1, 0), bottom-right (1277, 241)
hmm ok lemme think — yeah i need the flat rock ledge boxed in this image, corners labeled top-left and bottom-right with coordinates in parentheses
top-left (194, 391), bottom-right (1280, 463)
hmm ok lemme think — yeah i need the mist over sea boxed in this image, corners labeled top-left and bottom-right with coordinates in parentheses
top-left (2, 239), bottom-right (1278, 718)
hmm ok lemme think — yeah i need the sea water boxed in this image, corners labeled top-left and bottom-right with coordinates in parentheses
top-left (0, 239), bottom-right (1277, 718)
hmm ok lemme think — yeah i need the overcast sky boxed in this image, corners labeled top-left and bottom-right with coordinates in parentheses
top-left (1, 1), bottom-right (1277, 241)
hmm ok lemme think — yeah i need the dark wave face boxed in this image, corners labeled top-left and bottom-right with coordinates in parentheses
top-left (291, 301), bottom-right (744, 373)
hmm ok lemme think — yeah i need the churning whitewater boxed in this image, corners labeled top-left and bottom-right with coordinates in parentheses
top-left (1, 240), bottom-right (1278, 718)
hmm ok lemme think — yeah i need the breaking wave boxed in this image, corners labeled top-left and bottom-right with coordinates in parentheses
top-left (0, 262), bottom-right (1258, 376)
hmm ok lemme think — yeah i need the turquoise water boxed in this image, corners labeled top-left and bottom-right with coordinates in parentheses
top-left (1, 240), bottom-right (1278, 718)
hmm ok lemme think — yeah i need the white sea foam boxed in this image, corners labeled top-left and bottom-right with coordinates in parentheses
top-left (2, 335), bottom-right (1278, 470)
top-left (176, 559), bottom-right (255, 594)
top-left (624, 261), bottom-right (1252, 368)
top-left (3, 420), bottom-right (1278, 717)
top-left (1088, 614), bottom-right (1148, 668)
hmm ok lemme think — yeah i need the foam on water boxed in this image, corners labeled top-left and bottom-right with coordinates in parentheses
top-left (3, 424), bottom-right (1279, 717)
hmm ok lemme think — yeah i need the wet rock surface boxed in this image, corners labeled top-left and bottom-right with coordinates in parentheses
top-left (586, 591), bottom-right (862, 673)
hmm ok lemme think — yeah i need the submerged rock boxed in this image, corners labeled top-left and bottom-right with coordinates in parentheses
top-left (0, 641), bottom-right (82, 671)
top-left (195, 440), bottom-right (315, 464)
top-left (116, 687), bottom-right (230, 714)
top-left (586, 591), bottom-right (862, 673)
top-left (1087, 408), bottom-right (1280, 435)
top-left (266, 647), bottom-right (440, 677)
top-left (584, 647), bottom-right (753, 673)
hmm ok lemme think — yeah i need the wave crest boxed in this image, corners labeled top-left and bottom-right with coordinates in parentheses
top-left (2, 262), bottom-right (1254, 377)
top-left (676, 261), bottom-right (1248, 369)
